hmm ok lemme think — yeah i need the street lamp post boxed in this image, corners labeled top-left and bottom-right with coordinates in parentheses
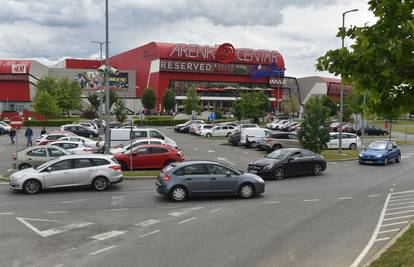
top-left (92, 41), bottom-right (105, 133)
top-left (104, 0), bottom-right (110, 154)
top-left (338, 8), bottom-right (358, 154)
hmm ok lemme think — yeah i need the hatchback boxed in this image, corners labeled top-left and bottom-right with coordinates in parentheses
top-left (155, 161), bottom-right (265, 201)
top-left (9, 154), bottom-right (123, 194)
top-left (359, 141), bottom-right (401, 165)
top-left (13, 145), bottom-right (71, 170)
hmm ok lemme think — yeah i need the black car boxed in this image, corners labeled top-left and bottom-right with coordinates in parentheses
top-left (62, 124), bottom-right (99, 138)
top-left (228, 131), bottom-right (241, 146)
top-left (248, 148), bottom-right (327, 180)
top-left (357, 126), bottom-right (388, 136)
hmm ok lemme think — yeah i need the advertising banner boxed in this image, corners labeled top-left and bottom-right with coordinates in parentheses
top-left (75, 72), bottom-right (129, 91)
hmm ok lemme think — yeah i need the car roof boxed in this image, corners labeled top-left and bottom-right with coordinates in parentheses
top-left (171, 160), bottom-right (229, 168)
top-left (57, 154), bottom-right (114, 160)
top-left (49, 141), bottom-right (83, 145)
top-left (135, 144), bottom-right (172, 149)
top-left (131, 138), bottom-right (164, 142)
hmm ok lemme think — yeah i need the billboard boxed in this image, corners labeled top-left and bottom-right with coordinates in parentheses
top-left (75, 72), bottom-right (129, 91)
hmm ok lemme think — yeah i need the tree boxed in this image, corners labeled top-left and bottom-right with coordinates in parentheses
top-left (237, 91), bottom-right (271, 123)
top-left (33, 90), bottom-right (60, 119)
top-left (162, 89), bottom-right (176, 112)
top-left (55, 78), bottom-right (82, 116)
top-left (183, 87), bottom-right (201, 115)
top-left (297, 96), bottom-right (331, 153)
top-left (316, 0), bottom-right (413, 113)
top-left (321, 95), bottom-right (337, 117)
top-left (233, 101), bottom-right (243, 121)
top-left (142, 88), bottom-right (156, 111)
top-left (282, 96), bottom-right (301, 116)
top-left (87, 92), bottom-right (101, 112)
top-left (113, 100), bottom-right (127, 124)
top-left (103, 90), bottom-right (120, 111)
top-left (36, 77), bottom-right (58, 95)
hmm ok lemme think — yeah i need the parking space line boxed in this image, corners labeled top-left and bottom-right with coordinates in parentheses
top-left (388, 200), bottom-right (414, 206)
top-left (302, 199), bottom-right (320, 202)
top-left (390, 194), bottom-right (414, 200)
top-left (263, 201), bottom-right (279, 204)
top-left (381, 221), bottom-right (409, 227)
top-left (168, 207), bottom-right (203, 217)
top-left (178, 217), bottom-right (197, 224)
top-left (92, 230), bottom-right (126, 241)
top-left (383, 214), bottom-right (414, 221)
top-left (390, 189), bottom-right (414, 196)
top-left (0, 182), bottom-right (8, 185)
top-left (375, 237), bottom-right (390, 242)
top-left (338, 197), bottom-right (352, 200)
top-left (105, 208), bottom-right (129, 212)
top-left (0, 212), bottom-right (14, 215)
top-left (135, 219), bottom-right (161, 227)
top-left (61, 199), bottom-right (86, 204)
top-left (387, 205), bottom-right (414, 211)
top-left (389, 197), bottom-right (414, 203)
top-left (53, 264), bottom-right (64, 267)
top-left (89, 245), bottom-right (117, 256)
top-left (210, 208), bottom-right (224, 213)
top-left (378, 228), bottom-right (400, 234)
top-left (385, 209), bottom-right (414, 216)
top-left (45, 211), bottom-right (68, 214)
top-left (369, 194), bottom-right (380, 197)
top-left (138, 229), bottom-right (160, 238)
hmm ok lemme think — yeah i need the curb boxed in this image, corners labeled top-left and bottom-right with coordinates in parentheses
top-left (0, 175), bottom-right (10, 181)
top-left (328, 158), bottom-right (358, 162)
top-left (363, 223), bottom-right (413, 267)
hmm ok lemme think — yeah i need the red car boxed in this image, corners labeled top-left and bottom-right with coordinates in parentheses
top-left (113, 144), bottom-right (184, 170)
top-left (36, 131), bottom-right (77, 145)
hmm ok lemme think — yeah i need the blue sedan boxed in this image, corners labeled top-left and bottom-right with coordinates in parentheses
top-left (359, 141), bottom-right (401, 165)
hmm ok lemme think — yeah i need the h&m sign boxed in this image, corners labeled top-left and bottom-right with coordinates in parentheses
top-left (11, 64), bottom-right (27, 74)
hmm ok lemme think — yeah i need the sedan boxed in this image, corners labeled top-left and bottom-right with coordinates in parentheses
top-left (357, 126), bottom-right (388, 136)
top-left (359, 141), bottom-right (401, 165)
top-left (155, 161), bottom-right (265, 201)
top-left (13, 145), bottom-right (71, 170)
top-left (248, 148), bottom-right (327, 180)
top-left (113, 144), bottom-right (184, 170)
top-left (49, 141), bottom-right (94, 154)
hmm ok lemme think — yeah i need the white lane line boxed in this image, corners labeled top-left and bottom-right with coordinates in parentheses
top-left (53, 264), bottom-right (64, 267)
top-left (338, 197), bottom-right (352, 200)
top-left (263, 201), bottom-right (280, 204)
top-left (369, 194), bottom-right (380, 197)
top-left (217, 157), bottom-right (237, 166)
top-left (389, 197), bottom-right (414, 203)
top-left (375, 237), bottom-right (390, 242)
top-left (209, 208), bottom-right (224, 213)
top-left (194, 148), bottom-right (199, 151)
top-left (168, 207), bottom-right (203, 217)
top-left (378, 228), bottom-right (400, 234)
top-left (390, 194), bottom-right (414, 200)
top-left (381, 221), bottom-right (409, 227)
top-left (385, 209), bottom-right (414, 216)
top-left (178, 217), bottom-right (197, 225)
top-left (0, 182), bottom-right (9, 185)
top-left (392, 183), bottom-right (396, 186)
top-left (388, 200), bottom-right (414, 207)
top-left (135, 219), bottom-right (161, 227)
top-left (89, 245), bottom-right (117, 256)
top-left (387, 205), bottom-right (414, 211)
top-left (138, 229), bottom-right (160, 238)
top-left (105, 208), bottom-right (129, 211)
top-left (91, 230), bottom-right (126, 241)
top-left (110, 196), bottom-right (124, 206)
top-left (207, 150), bottom-right (216, 153)
top-left (302, 199), bottom-right (320, 202)
top-left (61, 199), bottom-right (86, 204)
top-left (390, 189), bottom-right (414, 195)
top-left (349, 193), bottom-right (391, 267)
top-left (390, 188), bottom-right (394, 192)
top-left (383, 214), bottom-right (414, 221)
top-left (0, 212), bottom-right (14, 215)
top-left (45, 211), bottom-right (68, 214)
top-left (7, 168), bottom-right (14, 172)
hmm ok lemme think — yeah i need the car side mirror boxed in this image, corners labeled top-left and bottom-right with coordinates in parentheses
top-left (288, 157), bottom-right (295, 162)
top-left (225, 171), bottom-right (232, 177)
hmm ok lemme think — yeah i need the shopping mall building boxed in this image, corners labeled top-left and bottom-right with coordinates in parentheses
top-left (0, 41), bottom-right (350, 117)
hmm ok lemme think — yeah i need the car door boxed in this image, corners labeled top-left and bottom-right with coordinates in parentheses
top-left (25, 148), bottom-right (48, 167)
top-left (284, 152), bottom-right (305, 175)
top-left (72, 158), bottom-right (96, 185)
top-left (132, 147), bottom-right (152, 169)
top-left (329, 134), bottom-right (339, 149)
top-left (148, 147), bottom-right (169, 168)
top-left (176, 164), bottom-right (210, 194)
top-left (150, 130), bottom-right (164, 140)
top-left (207, 164), bottom-right (239, 193)
top-left (41, 159), bottom-right (73, 188)
top-left (46, 147), bottom-right (67, 160)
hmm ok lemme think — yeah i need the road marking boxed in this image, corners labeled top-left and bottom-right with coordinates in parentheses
top-left (349, 193), bottom-right (391, 267)
top-left (390, 188), bottom-right (394, 192)
top-left (381, 221), bottom-right (409, 227)
top-left (302, 199), bottom-right (320, 202)
top-left (390, 189), bottom-right (414, 195)
top-left (53, 264), bottom-right (64, 267)
top-left (378, 228), bottom-right (400, 234)
top-left (110, 196), bottom-right (124, 206)
top-left (387, 205), bottom-right (414, 211)
top-left (135, 219), bottom-right (161, 227)
top-left (138, 229), bottom-right (160, 238)
top-left (385, 209), bottom-right (414, 216)
top-left (389, 197), bottom-right (414, 203)
top-left (194, 148), bottom-right (199, 151)
top-left (375, 237), bottom-right (390, 242)
top-left (207, 150), bottom-right (216, 153)
top-left (0, 182), bottom-right (8, 185)
top-left (16, 217), bottom-right (93, 238)
top-left (388, 200), bottom-right (414, 206)
top-left (106, 208), bottom-right (129, 211)
top-left (338, 197), bottom-right (352, 200)
top-left (168, 207), bottom-right (203, 217)
top-left (178, 217), bottom-right (197, 224)
top-left (263, 201), bottom-right (280, 204)
top-left (369, 194), bottom-right (380, 197)
top-left (217, 157), bottom-right (237, 166)
top-left (392, 183), bottom-right (396, 186)
top-left (0, 212), bottom-right (14, 215)
top-left (45, 211), bottom-right (68, 214)
top-left (7, 169), bottom-right (14, 173)
top-left (383, 214), bottom-right (414, 221)
top-left (390, 194), bottom-right (414, 200)
top-left (92, 230), bottom-right (126, 241)
top-left (61, 199), bottom-right (86, 204)
top-left (209, 208), bottom-right (224, 213)
top-left (89, 245), bottom-right (117, 256)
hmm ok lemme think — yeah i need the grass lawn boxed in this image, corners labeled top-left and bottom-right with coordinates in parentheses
top-left (370, 120), bottom-right (414, 134)
top-left (369, 225), bottom-right (414, 267)
top-left (321, 150), bottom-right (359, 161)
top-left (122, 170), bottom-right (159, 177)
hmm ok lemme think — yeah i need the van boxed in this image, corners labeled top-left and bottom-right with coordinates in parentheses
top-left (110, 128), bottom-right (177, 148)
top-left (240, 128), bottom-right (271, 148)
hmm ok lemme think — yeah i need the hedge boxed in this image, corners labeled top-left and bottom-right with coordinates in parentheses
top-left (133, 119), bottom-right (188, 126)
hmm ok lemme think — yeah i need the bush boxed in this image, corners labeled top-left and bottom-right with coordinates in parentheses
top-left (133, 119), bottom-right (188, 126)
top-left (24, 120), bottom-right (75, 127)
top-left (81, 106), bottom-right (98, 119)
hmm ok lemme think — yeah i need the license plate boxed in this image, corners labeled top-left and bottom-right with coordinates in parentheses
top-left (365, 160), bottom-right (373, 164)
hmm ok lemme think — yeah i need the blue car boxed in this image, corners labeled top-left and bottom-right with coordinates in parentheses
top-left (359, 141), bottom-right (401, 165)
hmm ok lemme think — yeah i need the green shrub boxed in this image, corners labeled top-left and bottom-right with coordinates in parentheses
top-left (133, 119), bottom-right (188, 126)
top-left (23, 120), bottom-right (75, 127)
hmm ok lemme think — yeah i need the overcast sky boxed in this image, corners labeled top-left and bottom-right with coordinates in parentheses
top-left (0, 0), bottom-right (375, 77)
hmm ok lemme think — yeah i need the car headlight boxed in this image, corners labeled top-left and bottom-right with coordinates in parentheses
top-left (263, 165), bottom-right (274, 171)
top-left (12, 174), bottom-right (25, 180)
top-left (375, 154), bottom-right (383, 158)
top-left (254, 177), bottom-right (265, 183)
top-left (359, 153), bottom-right (363, 157)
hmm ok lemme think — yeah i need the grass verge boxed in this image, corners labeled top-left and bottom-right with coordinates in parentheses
top-left (321, 150), bottom-right (359, 161)
top-left (122, 170), bottom-right (159, 177)
top-left (369, 225), bottom-right (414, 267)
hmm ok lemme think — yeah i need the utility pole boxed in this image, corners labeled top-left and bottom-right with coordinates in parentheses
top-left (104, 0), bottom-right (110, 154)
top-left (92, 40), bottom-right (105, 132)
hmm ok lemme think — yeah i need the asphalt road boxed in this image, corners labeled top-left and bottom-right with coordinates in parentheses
top-left (0, 127), bottom-right (414, 267)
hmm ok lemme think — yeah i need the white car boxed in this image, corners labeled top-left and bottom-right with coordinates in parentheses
top-left (58, 136), bottom-right (101, 149)
top-left (195, 124), bottom-right (214, 135)
top-left (49, 141), bottom-right (94, 154)
top-left (78, 121), bottom-right (98, 130)
top-left (201, 125), bottom-right (237, 137)
top-left (326, 132), bottom-right (361, 150)
top-left (266, 119), bottom-right (281, 130)
top-left (109, 128), bottom-right (177, 148)
top-left (110, 138), bottom-right (167, 154)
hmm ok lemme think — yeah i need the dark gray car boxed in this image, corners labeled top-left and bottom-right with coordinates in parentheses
top-left (155, 161), bottom-right (265, 201)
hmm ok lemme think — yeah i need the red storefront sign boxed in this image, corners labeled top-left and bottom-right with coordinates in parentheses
top-left (11, 116), bottom-right (23, 130)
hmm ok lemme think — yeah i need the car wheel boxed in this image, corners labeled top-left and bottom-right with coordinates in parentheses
top-left (238, 183), bottom-right (255, 199)
top-left (118, 161), bottom-right (128, 171)
top-left (236, 140), bottom-right (241, 146)
top-left (272, 144), bottom-right (282, 151)
top-left (23, 179), bottom-right (42, 194)
top-left (206, 133), bottom-right (212, 138)
top-left (19, 163), bottom-right (31, 170)
top-left (169, 186), bottom-right (187, 202)
top-left (226, 132), bottom-right (232, 137)
top-left (396, 154), bottom-right (401, 163)
top-left (384, 157), bottom-right (388, 166)
top-left (274, 167), bottom-right (285, 180)
top-left (250, 141), bottom-right (257, 149)
top-left (313, 164), bottom-right (323, 175)
top-left (349, 143), bottom-right (357, 150)
top-left (92, 176), bottom-right (109, 191)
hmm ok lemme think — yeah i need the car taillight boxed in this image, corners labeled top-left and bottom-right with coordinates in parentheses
top-left (12, 153), bottom-right (16, 160)
top-left (109, 165), bottom-right (121, 171)
top-left (162, 174), bottom-right (171, 181)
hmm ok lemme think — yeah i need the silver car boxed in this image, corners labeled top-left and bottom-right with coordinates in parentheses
top-left (9, 154), bottom-right (123, 194)
top-left (13, 145), bottom-right (71, 170)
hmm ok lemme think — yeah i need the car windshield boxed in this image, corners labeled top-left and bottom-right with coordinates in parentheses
top-left (34, 158), bottom-right (60, 170)
top-left (266, 150), bottom-right (292, 160)
top-left (367, 142), bottom-right (387, 150)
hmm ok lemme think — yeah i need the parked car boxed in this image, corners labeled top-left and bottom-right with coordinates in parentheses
top-left (78, 121), bottom-right (98, 130)
top-left (58, 136), bottom-right (102, 150)
top-left (116, 125), bottom-right (140, 130)
top-left (13, 145), bottom-right (71, 170)
top-left (248, 148), bottom-right (327, 180)
top-left (240, 128), bottom-right (271, 147)
top-left (202, 125), bottom-right (236, 138)
top-left (155, 160), bottom-right (265, 201)
top-left (194, 124), bottom-right (214, 136)
top-left (36, 131), bottom-right (77, 145)
top-left (236, 123), bottom-right (259, 131)
top-left (341, 124), bottom-right (357, 134)
top-left (61, 124), bottom-right (99, 138)
top-left (9, 154), bottom-right (123, 194)
top-left (266, 119), bottom-right (282, 130)
top-left (113, 144), bottom-right (184, 170)
top-left (325, 133), bottom-right (361, 150)
top-left (0, 124), bottom-right (11, 135)
top-left (174, 120), bottom-right (204, 132)
top-left (329, 122), bottom-right (341, 132)
top-left (49, 141), bottom-right (94, 154)
top-left (109, 128), bottom-right (177, 148)
top-left (259, 132), bottom-right (301, 151)
top-left (279, 121), bottom-right (300, 132)
top-left (357, 126), bottom-right (388, 136)
top-left (358, 141), bottom-right (401, 165)
top-left (110, 138), bottom-right (167, 154)
top-left (228, 131), bottom-right (241, 146)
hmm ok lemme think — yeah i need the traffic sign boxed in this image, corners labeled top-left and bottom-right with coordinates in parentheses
top-left (11, 116), bottom-right (23, 129)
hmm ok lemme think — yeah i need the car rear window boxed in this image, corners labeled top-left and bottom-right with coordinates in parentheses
top-left (91, 158), bottom-right (110, 166)
top-left (161, 164), bottom-right (175, 173)
top-left (110, 157), bottom-right (120, 165)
